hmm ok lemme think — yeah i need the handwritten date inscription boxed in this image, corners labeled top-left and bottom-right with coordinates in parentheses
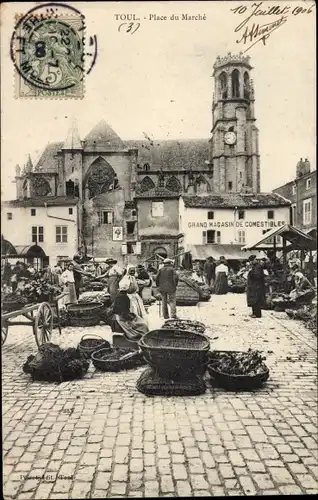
top-left (232, 2), bottom-right (314, 52)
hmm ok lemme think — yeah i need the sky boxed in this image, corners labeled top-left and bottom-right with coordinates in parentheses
top-left (1, 1), bottom-right (316, 200)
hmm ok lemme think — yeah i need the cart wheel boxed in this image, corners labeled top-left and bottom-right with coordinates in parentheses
top-left (35, 303), bottom-right (53, 347)
top-left (1, 324), bottom-right (8, 346)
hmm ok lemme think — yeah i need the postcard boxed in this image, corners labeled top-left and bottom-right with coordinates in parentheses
top-left (1, 1), bottom-right (316, 499)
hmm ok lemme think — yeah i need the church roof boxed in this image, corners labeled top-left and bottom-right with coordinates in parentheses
top-left (126, 139), bottom-right (209, 171)
top-left (34, 142), bottom-right (63, 173)
top-left (24, 154), bottom-right (33, 173)
top-left (84, 119), bottom-right (128, 151)
top-left (63, 119), bottom-right (82, 149)
top-left (182, 193), bottom-right (291, 209)
top-left (135, 187), bottom-right (181, 199)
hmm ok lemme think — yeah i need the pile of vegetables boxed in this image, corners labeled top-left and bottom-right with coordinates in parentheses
top-left (209, 349), bottom-right (268, 376)
top-left (2, 292), bottom-right (28, 312)
top-left (162, 319), bottom-right (206, 334)
top-left (23, 279), bottom-right (62, 304)
top-left (228, 275), bottom-right (246, 293)
top-left (78, 291), bottom-right (111, 306)
top-left (23, 343), bottom-right (89, 383)
top-left (286, 304), bottom-right (317, 335)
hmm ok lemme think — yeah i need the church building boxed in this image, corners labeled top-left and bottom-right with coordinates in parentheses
top-left (2, 53), bottom-right (291, 266)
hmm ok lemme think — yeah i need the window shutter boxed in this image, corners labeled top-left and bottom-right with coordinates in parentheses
top-left (121, 243), bottom-right (127, 255)
top-left (202, 231), bottom-right (207, 244)
top-left (135, 242), bottom-right (141, 255)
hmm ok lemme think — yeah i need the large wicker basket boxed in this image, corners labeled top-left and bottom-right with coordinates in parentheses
top-left (78, 334), bottom-right (111, 359)
top-left (176, 281), bottom-right (200, 306)
top-left (136, 367), bottom-right (207, 396)
top-left (67, 302), bottom-right (104, 327)
top-left (138, 329), bottom-right (210, 379)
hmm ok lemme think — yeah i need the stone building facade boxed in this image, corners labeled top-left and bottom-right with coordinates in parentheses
top-left (273, 158), bottom-right (316, 234)
top-left (2, 53), bottom-right (292, 266)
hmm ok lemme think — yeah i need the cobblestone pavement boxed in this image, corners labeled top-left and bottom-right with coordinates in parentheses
top-left (2, 294), bottom-right (317, 499)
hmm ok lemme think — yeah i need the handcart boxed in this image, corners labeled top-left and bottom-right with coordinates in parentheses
top-left (1, 292), bottom-right (68, 347)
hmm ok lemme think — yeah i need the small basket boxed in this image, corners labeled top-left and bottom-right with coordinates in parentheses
top-left (92, 347), bottom-right (145, 372)
top-left (67, 302), bottom-right (104, 327)
top-left (136, 367), bottom-right (206, 396)
top-left (78, 334), bottom-right (111, 359)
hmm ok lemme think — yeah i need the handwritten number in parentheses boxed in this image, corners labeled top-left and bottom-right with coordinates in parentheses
top-left (118, 22), bottom-right (140, 34)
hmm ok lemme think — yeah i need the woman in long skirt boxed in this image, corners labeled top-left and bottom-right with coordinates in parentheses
top-left (111, 281), bottom-right (149, 341)
top-left (214, 256), bottom-right (229, 295)
top-left (61, 263), bottom-right (77, 304)
top-left (119, 265), bottom-right (148, 325)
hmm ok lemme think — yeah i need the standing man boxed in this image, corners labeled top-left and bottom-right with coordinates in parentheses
top-left (72, 254), bottom-right (94, 300)
top-left (203, 256), bottom-right (216, 287)
top-left (246, 255), bottom-right (266, 318)
top-left (156, 258), bottom-right (179, 319)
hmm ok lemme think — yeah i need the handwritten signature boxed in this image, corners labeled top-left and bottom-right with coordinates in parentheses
top-left (231, 2), bottom-right (314, 52)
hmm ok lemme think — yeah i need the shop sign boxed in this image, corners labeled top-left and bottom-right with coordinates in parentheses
top-left (187, 220), bottom-right (286, 228)
top-left (113, 226), bottom-right (123, 241)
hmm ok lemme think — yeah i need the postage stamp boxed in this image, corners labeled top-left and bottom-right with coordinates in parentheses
top-left (10, 2), bottom-right (96, 99)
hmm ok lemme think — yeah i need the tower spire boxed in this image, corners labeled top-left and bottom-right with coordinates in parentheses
top-left (62, 117), bottom-right (82, 149)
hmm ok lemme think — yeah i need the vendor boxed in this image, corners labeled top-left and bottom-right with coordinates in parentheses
top-left (290, 272), bottom-right (315, 303)
top-left (61, 263), bottom-right (77, 304)
top-left (136, 264), bottom-right (151, 296)
top-left (72, 254), bottom-right (94, 299)
top-left (120, 265), bottom-right (148, 324)
top-left (98, 258), bottom-right (124, 303)
top-left (111, 280), bottom-right (149, 341)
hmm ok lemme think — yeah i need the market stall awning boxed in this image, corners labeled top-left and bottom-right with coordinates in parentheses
top-left (189, 244), bottom-right (265, 261)
top-left (242, 224), bottom-right (316, 252)
top-left (5, 244), bottom-right (47, 258)
top-left (1, 235), bottom-right (17, 256)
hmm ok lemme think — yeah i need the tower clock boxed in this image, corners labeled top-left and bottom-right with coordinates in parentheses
top-left (209, 52), bottom-right (260, 193)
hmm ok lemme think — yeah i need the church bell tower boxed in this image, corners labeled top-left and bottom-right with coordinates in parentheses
top-left (209, 52), bottom-right (260, 193)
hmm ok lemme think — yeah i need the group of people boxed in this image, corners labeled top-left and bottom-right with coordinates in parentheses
top-left (2, 261), bottom-right (53, 292)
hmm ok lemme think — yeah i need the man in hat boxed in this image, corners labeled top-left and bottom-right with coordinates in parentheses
top-left (156, 258), bottom-right (179, 319)
top-left (246, 254), bottom-right (266, 318)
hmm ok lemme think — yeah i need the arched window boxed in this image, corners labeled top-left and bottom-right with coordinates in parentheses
top-left (243, 71), bottom-right (250, 99)
top-left (84, 157), bottom-right (117, 199)
top-left (31, 177), bottom-right (51, 197)
top-left (232, 69), bottom-right (240, 98)
top-left (144, 163), bottom-right (150, 171)
top-left (140, 176), bottom-right (155, 193)
top-left (219, 72), bottom-right (228, 99)
top-left (165, 176), bottom-right (182, 193)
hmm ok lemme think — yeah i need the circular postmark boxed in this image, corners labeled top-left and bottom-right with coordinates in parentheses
top-left (10, 2), bottom-right (96, 93)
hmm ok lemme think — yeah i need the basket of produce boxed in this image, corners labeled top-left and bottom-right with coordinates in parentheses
top-left (207, 349), bottom-right (269, 391)
top-left (86, 281), bottom-right (105, 291)
top-left (23, 343), bottom-right (89, 383)
top-left (162, 319), bottom-right (206, 334)
top-left (78, 334), bottom-right (111, 359)
top-left (91, 347), bottom-right (145, 372)
top-left (23, 280), bottom-right (62, 304)
top-left (67, 302), bottom-right (104, 327)
top-left (139, 329), bottom-right (210, 379)
top-left (136, 367), bottom-right (207, 396)
top-left (2, 293), bottom-right (29, 312)
top-left (176, 281), bottom-right (200, 306)
top-left (78, 291), bottom-right (111, 306)
top-left (197, 284), bottom-right (211, 301)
